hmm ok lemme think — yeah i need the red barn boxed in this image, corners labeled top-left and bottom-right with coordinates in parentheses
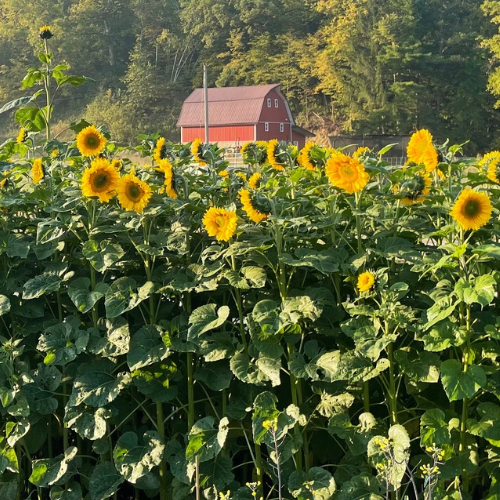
top-left (176, 83), bottom-right (312, 149)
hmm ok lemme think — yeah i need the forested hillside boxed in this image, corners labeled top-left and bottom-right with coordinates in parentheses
top-left (2, 0), bottom-right (500, 152)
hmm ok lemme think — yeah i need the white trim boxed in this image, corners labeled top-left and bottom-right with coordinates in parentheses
top-left (293, 140), bottom-right (298, 147)
top-left (275, 98), bottom-right (279, 108)
top-left (280, 123), bottom-right (284, 132)
top-left (254, 124), bottom-right (257, 141)
top-left (181, 127), bottom-right (184, 143)
top-left (267, 98), bottom-right (271, 108)
top-left (265, 122), bottom-right (269, 132)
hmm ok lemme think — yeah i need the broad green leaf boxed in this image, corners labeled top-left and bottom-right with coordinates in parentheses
top-left (199, 454), bottom-right (234, 491)
top-left (455, 275), bottom-right (496, 307)
top-left (49, 482), bottom-right (82, 500)
top-left (288, 467), bottom-right (336, 500)
top-left (424, 300), bottom-right (457, 330)
top-left (29, 447), bottom-right (77, 487)
top-left (89, 462), bottom-right (125, 500)
top-left (68, 277), bottom-right (108, 313)
top-left (368, 425), bottom-right (409, 489)
top-left (113, 431), bottom-right (165, 483)
top-left (0, 481), bottom-right (17, 500)
top-left (0, 437), bottom-right (19, 474)
top-left (23, 274), bottom-right (61, 299)
top-left (36, 220), bottom-right (66, 244)
top-left (127, 325), bottom-right (168, 371)
top-left (467, 403), bottom-right (500, 447)
top-left (194, 360), bottom-right (233, 391)
top-left (188, 304), bottom-right (230, 339)
top-left (37, 322), bottom-right (89, 366)
top-left (394, 348), bottom-right (440, 383)
top-left (230, 352), bottom-right (275, 386)
top-left (64, 407), bottom-right (108, 440)
top-left (241, 266), bottom-right (267, 287)
top-left (68, 361), bottom-right (131, 407)
top-left (419, 320), bottom-right (467, 352)
top-left (6, 419), bottom-right (30, 447)
top-left (132, 362), bottom-right (178, 403)
top-left (88, 318), bottom-right (130, 358)
top-left (252, 392), bottom-right (280, 445)
top-left (440, 359), bottom-right (486, 401)
top-left (0, 295), bottom-right (10, 316)
top-left (420, 409), bottom-right (451, 446)
top-left (82, 240), bottom-right (125, 272)
top-left (186, 416), bottom-right (229, 463)
top-left (0, 232), bottom-right (31, 258)
top-left (335, 474), bottom-right (383, 500)
top-left (0, 92), bottom-right (42, 114)
top-left (328, 412), bottom-right (376, 456)
top-left (105, 277), bottom-right (145, 318)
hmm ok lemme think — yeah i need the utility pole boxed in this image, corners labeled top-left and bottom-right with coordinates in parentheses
top-left (203, 65), bottom-right (209, 144)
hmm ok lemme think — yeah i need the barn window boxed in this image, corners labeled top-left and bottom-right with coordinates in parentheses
top-left (275, 99), bottom-right (279, 108)
top-left (267, 98), bottom-right (271, 107)
top-left (293, 141), bottom-right (299, 146)
top-left (280, 123), bottom-right (284, 132)
top-left (265, 122), bottom-right (269, 132)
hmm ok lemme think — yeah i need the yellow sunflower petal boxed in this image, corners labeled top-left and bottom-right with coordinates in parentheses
top-left (239, 189), bottom-right (268, 223)
top-left (117, 173), bottom-right (152, 213)
top-left (325, 152), bottom-right (369, 193)
top-left (81, 157), bottom-right (120, 202)
top-left (357, 271), bottom-right (375, 292)
top-left (203, 207), bottom-right (238, 241)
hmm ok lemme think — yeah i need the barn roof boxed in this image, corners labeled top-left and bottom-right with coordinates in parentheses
top-left (177, 83), bottom-right (282, 127)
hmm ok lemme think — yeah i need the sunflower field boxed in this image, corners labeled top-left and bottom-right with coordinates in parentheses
top-left (2, 27), bottom-right (500, 500)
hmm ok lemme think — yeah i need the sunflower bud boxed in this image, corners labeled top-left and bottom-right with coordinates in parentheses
top-left (39, 25), bottom-right (53, 40)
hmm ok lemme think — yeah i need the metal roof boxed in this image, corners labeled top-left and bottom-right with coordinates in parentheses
top-left (177, 84), bottom-right (281, 127)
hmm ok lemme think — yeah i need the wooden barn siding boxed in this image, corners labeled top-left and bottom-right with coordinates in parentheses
top-left (292, 131), bottom-right (307, 150)
top-left (182, 125), bottom-right (254, 144)
top-left (256, 89), bottom-right (292, 142)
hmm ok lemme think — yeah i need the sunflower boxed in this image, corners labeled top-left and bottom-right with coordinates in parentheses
top-left (353, 147), bottom-right (371, 160)
top-left (267, 140), bottom-right (285, 171)
top-left (297, 142), bottom-right (317, 171)
top-left (154, 137), bottom-right (167, 164)
top-left (81, 157), bottom-right (120, 202)
top-left (479, 151), bottom-right (500, 173)
top-left (239, 189), bottom-right (268, 223)
top-left (157, 158), bottom-right (177, 199)
top-left (0, 178), bottom-right (7, 189)
top-left (357, 271), bottom-right (375, 293)
top-left (248, 173), bottom-right (262, 189)
top-left (407, 129), bottom-right (438, 172)
top-left (32, 159), bottom-right (44, 184)
top-left (16, 128), bottom-right (27, 143)
top-left (218, 170), bottom-right (229, 178)
top-left (117, 171), bottom-right (152, 213)
top-left (450, 189), bottom-right (492, 231)
top-left (191, 138), bottom-right (207, 166)
top-left (487, 160), bottom-right (500, 184)
top-left (76, 125), bottom-right (107, 157)
top-left (240, 142), bottom-right (252, 156)
top-left (399, 170), bottom-right (431, 205)
top-left (203, 207), bottom-right (238, 242)
top-left (325, 152), bottom-right (369, 193)
top-left (51, 149), bottom-right (59, 158)
top-left (236, 172), bottom-right (247, 181)
top-left (39, 25), bottom-right (53, 40)
top-left (111, 159), bottom-right (123, 171)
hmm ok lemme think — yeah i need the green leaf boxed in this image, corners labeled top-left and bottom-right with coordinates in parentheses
top-left (29, 447), bottom-right (77, 487)
top-left (394, 348), bottom-right (440, 383)
top-left (0, 437), bottom-right (19, 474)
top-left (82, 240), bottom-right (125, 272)
top-left (420, 409), bottom-right (451, 446)
top-left (127, 325), bottom-right (168, 371)
top-left (188, 304), bottom-right (230, 339)
top-left (0, 92), bottom-right (42, 114)
top-left (14, 106), bottom-right (47, 132)
top-left (89, 462), bottom-right (125, 500)
top-left (37, 322), bottom-right (89, 366)
top-left (467, 403), bottom-right (500, 447)
top-left (335, 474), bottom-right (383, 500)
top-left (37, 220), bottom-right (66, 244)
top-left (0, 295), bottom-right (10, 316)
top-left (64, 407), bottom-right (108, 441)
top-left (6, 419), bottom-right (30, 447)
top-left (185, 416), bottom-right (229, 463)
top-left (251, 392), bottom-right (280, 445)
top-left (105, 277), bottom-right (146, 318)
top-left (68, 277), bottom-right (108, 313)
top-left (88, 318), bottom-right (130, 358)
top-left (288, 467), bottom-right (336, 500)
top-left (455, 275), bottom-right (496, 307)
top-left (132, 362), bottom-right (178, 403)
top-left (0, 481), bottom-right (17, 500)
top-left (241, 266), bottom-right (267, 288)
top-left (113, 431), bottom-right (165, 483)
top-left (230, 352), bottom-right (278, 386)
top-left (440, 359), bottom-right (486, 401)
top-left (56, 75), bottom-right (89, 87)
top-left (424, 300), bottom-right (457, 330)
top-left (49, 482), bottom-right (83, 500)
top-left (194, 360), bottom-right (233, 391)
top-left (23, 274), bottom-right (61, 299)
top-left (68, 361), bottom-right (131, 407)
top-left (0, 232), bottom-right (31, 258)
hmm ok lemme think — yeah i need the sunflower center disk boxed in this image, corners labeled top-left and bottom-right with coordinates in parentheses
top-left (215, 216), bottom-right (225, 227)
top-left (127, 184), bottom-right (143, 201)
top-left (342, 166), bottom-right (356, 179)
top-left (86, 135), bottom-right (99, 148)
top-left (463, 200), bottom-right (480, 218)
top-left (92, 172), bottom-right (110, 191)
